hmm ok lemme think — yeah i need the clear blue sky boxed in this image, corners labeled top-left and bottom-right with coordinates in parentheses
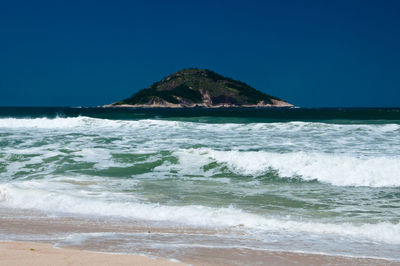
top-left (1, 0), bottom-right (399, 107)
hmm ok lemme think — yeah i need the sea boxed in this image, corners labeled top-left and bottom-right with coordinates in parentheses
top-left (0, 107), bottom-right (399, 263)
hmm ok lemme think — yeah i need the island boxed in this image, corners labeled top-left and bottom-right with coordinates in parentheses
top-left (104, 68), bottom-right (293, 108)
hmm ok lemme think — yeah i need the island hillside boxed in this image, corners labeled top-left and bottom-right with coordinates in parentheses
top-left (105, 69), bottom-right (293, 108)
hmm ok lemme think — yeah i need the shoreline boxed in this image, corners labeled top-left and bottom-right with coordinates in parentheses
top-left (101, 103), bottom-right (295, 108)
top-left (0, 241), bottom-right (397, 266)
top-left (0, 208), bottom-right (398, 265)
top-left (102, 98), bottom-right (295, 108)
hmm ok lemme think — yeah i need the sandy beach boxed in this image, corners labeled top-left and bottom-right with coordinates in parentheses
top-left (0, 241), bottom-right (182, 266)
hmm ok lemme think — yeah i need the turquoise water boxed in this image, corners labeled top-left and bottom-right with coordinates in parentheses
top-left (0, 107), bottom-right (399, 260)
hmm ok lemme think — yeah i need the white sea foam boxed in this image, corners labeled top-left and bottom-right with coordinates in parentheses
top-left (0, 116), bottom-right (399, 132)
top-left (1, 117), bottom-right (399, 154)
top-left (0, 117), bottom-right (186, 130)
top-left (0, 182), bottom-right (399, 244)
top-left (72, 148), bottom-right (124, 169)
top-left (0, 117), bottom-right (86, 129)
top-left (1, 116), bottom-right (399, 259)
top-left (174, 149), bottom-right (400, 187)
top-left (1, 117), bottom-right (399, 187)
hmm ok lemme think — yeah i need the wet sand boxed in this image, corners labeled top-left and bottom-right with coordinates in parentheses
top-left (181, 247), bottom-right (398, 266)
top-left (0, 241), bottom-right (396, 266)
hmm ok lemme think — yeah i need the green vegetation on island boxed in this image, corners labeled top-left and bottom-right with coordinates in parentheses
top-left (110, 68), bottom-right (292, 107)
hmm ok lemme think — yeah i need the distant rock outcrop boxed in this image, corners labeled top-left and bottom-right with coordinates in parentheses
top-left (105, 69), bottom-right (293, 108)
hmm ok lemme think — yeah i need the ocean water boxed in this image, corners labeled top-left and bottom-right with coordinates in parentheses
top-left (0, 107), bottom-right (399, 262)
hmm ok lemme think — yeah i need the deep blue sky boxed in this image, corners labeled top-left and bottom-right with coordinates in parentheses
top-left (1, 0), bottom-right (399, 107)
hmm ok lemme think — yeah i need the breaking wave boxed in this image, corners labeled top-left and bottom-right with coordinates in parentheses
top-left (172, 149), bottom-right (400, 187)
top-left (0, 183), bottom-right (399, 244)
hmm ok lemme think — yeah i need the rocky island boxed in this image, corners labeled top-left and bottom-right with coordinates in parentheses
top-left (105, 69), bottom-right (293, 108)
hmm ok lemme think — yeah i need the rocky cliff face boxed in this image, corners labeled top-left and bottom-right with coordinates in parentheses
top-left (107, 69), bottom-right (293, 107)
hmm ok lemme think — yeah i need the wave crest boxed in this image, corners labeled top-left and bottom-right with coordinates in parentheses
top-left (173, 149), bottom-right (400, 187)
